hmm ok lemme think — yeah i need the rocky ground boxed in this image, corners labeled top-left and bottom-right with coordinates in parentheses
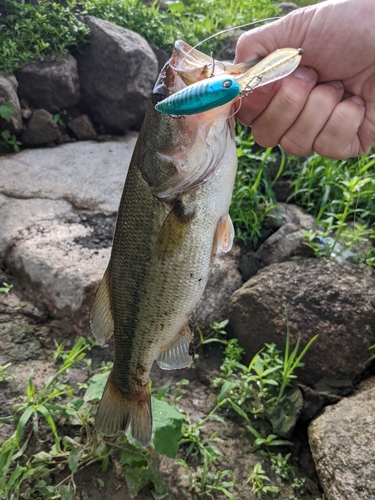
top-left (1, 137), bottom-right (375, 500)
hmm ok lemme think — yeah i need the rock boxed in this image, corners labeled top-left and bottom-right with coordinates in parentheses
top-left (75, 16), bottom-right (158, 132)
top-left (308, 377), bottom-right (375, 500)
top-left (266, 203), bottom-right (315, 230)
top-left (0, 74), bottom-right (22, 132)
top-left (257, 223), bottom-right (314, 265)
top-left (67, 114), bottom-right (97, 140)
top-left (0, 137), bottom-right (136, 334)
top-left (149, 43), bottom-right (170, 72)
top-left (0, 133), bottom-right (137, 212)
top-left (238, 244), bottom-right (264, 281)
top-left (6, 220), bottom-right (111, 335)
top-left (15, 55), bottom-right (80, 112)
top-left (278, 2), bottom-right (300, 16)
top-left (22, 109), bottom-right (62, 146)
top-left (0, 322), bottom-right (43, 362)
top-left (228, 258), bottom-right (375, 386)
top-left (194, 244), bottom-right (242, 334)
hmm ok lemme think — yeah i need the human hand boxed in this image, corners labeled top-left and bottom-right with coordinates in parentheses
top-left (234, 0), bottom-right (375, 159)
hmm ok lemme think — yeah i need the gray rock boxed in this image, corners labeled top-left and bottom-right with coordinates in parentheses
top-left (0, 137), bottom-right (136, 333)
top-left (194, 244), bottom-right (242, 334)
top-left (22, 109), bottom-right (62, 146)
top-left (75, 16), bottom-right (158, 132)
top-left (0, 322), bottom-right (42, 362)
top-left (0, 74), bottom-right (22, 132)
top-left (6, 220), bottom-right (111, 335)
top-left (0, 133), bottom-right (138, 212)
top-left (257, 223), bottom-right (314, 265)
top-left (228, 258), bottom-right (375, 385)
top-left (15, 55), bottom-right (80, 112)
top-left (149, 43), bottom-right (170, 72)
top-left (238, 244), bottom-right (264, 282)
top-left (308, 377), bottom-right (375, 500)
top-left (266, 203), bottom-right (315, 230)
top-left (67, 114), bottom-right (97, 140)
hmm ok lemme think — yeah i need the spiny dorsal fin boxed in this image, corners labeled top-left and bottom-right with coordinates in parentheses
top-left (157, 323), bottom-right (194, 370)
top-left (95, 371), bottom-right (152, 447)
top-left (90, 267), bottom-right (114, 345)
top-left (155, 200), bottom-right (195, 259)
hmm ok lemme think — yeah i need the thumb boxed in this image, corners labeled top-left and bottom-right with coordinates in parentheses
top-left (234, 13), bottom-right (309, 63)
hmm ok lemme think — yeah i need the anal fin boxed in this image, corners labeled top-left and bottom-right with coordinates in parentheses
top-left (157, 323), bottom-right (194, 370)
top-left (90, 267), bottom-right (114, 345)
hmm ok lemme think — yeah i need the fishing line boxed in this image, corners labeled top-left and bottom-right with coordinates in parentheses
top-left (178, 16), bottom-right (280, 70)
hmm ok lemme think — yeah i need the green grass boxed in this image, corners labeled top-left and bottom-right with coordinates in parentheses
top-left (0, 0), bottom-right (280, 74)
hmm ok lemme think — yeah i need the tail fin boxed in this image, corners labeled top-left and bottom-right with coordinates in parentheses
top-left (95, 371), bottom-right (152, 447)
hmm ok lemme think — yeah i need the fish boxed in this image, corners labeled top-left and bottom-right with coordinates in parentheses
top-left (90, 40), bottom-right (249, 447)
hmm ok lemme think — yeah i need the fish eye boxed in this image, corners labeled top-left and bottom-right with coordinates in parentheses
top-left (152, 86), bottom-right (166, 105)
top-left (222, 79), bottom-right (232, 89)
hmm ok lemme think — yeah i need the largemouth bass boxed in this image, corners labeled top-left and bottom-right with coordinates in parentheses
top-left (91, 40), bottom-right (243, 446)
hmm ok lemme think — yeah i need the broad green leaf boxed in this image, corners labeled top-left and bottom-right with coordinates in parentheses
top-left (0, 102), bottom-right (14, 121)
top-left (124, 459), bottom-right (168, 499)
top-left (151, 397), bottom-right (183, 459)
top-left (84, 372), bottom-right (109, 402)
top-left (68, 446), bottom-right (84, 473)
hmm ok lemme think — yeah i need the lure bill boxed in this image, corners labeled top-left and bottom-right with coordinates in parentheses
top-left (155, 47), bottom-right (303, 116)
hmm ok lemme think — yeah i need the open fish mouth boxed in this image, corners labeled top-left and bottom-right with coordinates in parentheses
top-left (152, 40), bottom-right (254, 104)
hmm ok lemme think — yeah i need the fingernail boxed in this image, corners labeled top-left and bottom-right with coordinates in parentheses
top-left (349, 96), bottom-right (365, 107)
top-left (327, 80), bottom-right (343, 89)
top-left (293, 66), bottom-right (316, 81)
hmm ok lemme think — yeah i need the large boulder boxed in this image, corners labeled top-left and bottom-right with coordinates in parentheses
top-left (308, 377), bottom-right (375, 500)
top-left (15, 55), bottom-right (80, 112)
top-left (75, 16), bottom-right (158, 132)
top-left (0, 74), bottom-right (22, 132)
top-left (228, 258), bottom-right (375, 386)
top-left (0, 136), bottom-right (137, 334)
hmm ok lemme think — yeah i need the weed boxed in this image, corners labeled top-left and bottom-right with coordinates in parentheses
top-left (247, 462), bottom-right (280, 497)
top-left (0, 282), bottom-right (13, 294)
top-left (1, 130), bottom-right (22, 152)
top-left (369, 344), bottom-right (375, 362)
top-left (0, 102), bottom-right (14, 121)
top-left (287, 152), bottom-right (375, 265)
top-left (230, 125), bottom-right (285, 245)
top-left (0, 337), bottom-right (185, 499)
top-left (0, 363), bottom-right (13, 383)
top-left (213, 316), bottom-right (318, 435)
top-left (268, 451), bottom-right (295, 481)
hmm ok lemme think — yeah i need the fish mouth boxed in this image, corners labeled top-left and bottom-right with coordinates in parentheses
top-left (152, 40), bottom-right (254, 101)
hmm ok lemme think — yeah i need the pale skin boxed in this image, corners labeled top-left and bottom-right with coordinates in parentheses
top-left (234, 0), bottom-right (375, 159)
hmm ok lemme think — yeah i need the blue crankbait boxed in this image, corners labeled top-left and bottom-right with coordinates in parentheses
top-left (155, 47), bottom-right (303, 116)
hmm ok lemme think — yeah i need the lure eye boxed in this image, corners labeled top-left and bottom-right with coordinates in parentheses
top-left (152, 86), bottom-right (166, 105)
top-left (222, 80), bottom-right (232, 89)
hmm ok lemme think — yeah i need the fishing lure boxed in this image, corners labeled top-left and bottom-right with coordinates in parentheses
top-left (155, 47), bottom-right (303, 116)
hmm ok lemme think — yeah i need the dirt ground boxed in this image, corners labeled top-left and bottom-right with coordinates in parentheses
top-left (0, 264), bottom-right (323, 500)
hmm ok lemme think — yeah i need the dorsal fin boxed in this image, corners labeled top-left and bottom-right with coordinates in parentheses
top-left (90, 268), bottom-right (114, 345)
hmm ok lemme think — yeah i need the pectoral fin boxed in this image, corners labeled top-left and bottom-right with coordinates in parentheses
top-left (90, 268), bottom-right (114, 345)
top-left (214, 213), bottom-right (235, 253)
top-left (155, 200), bottom-right (195, 258)
top-left (157, 323), bottom-right (194, 370)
